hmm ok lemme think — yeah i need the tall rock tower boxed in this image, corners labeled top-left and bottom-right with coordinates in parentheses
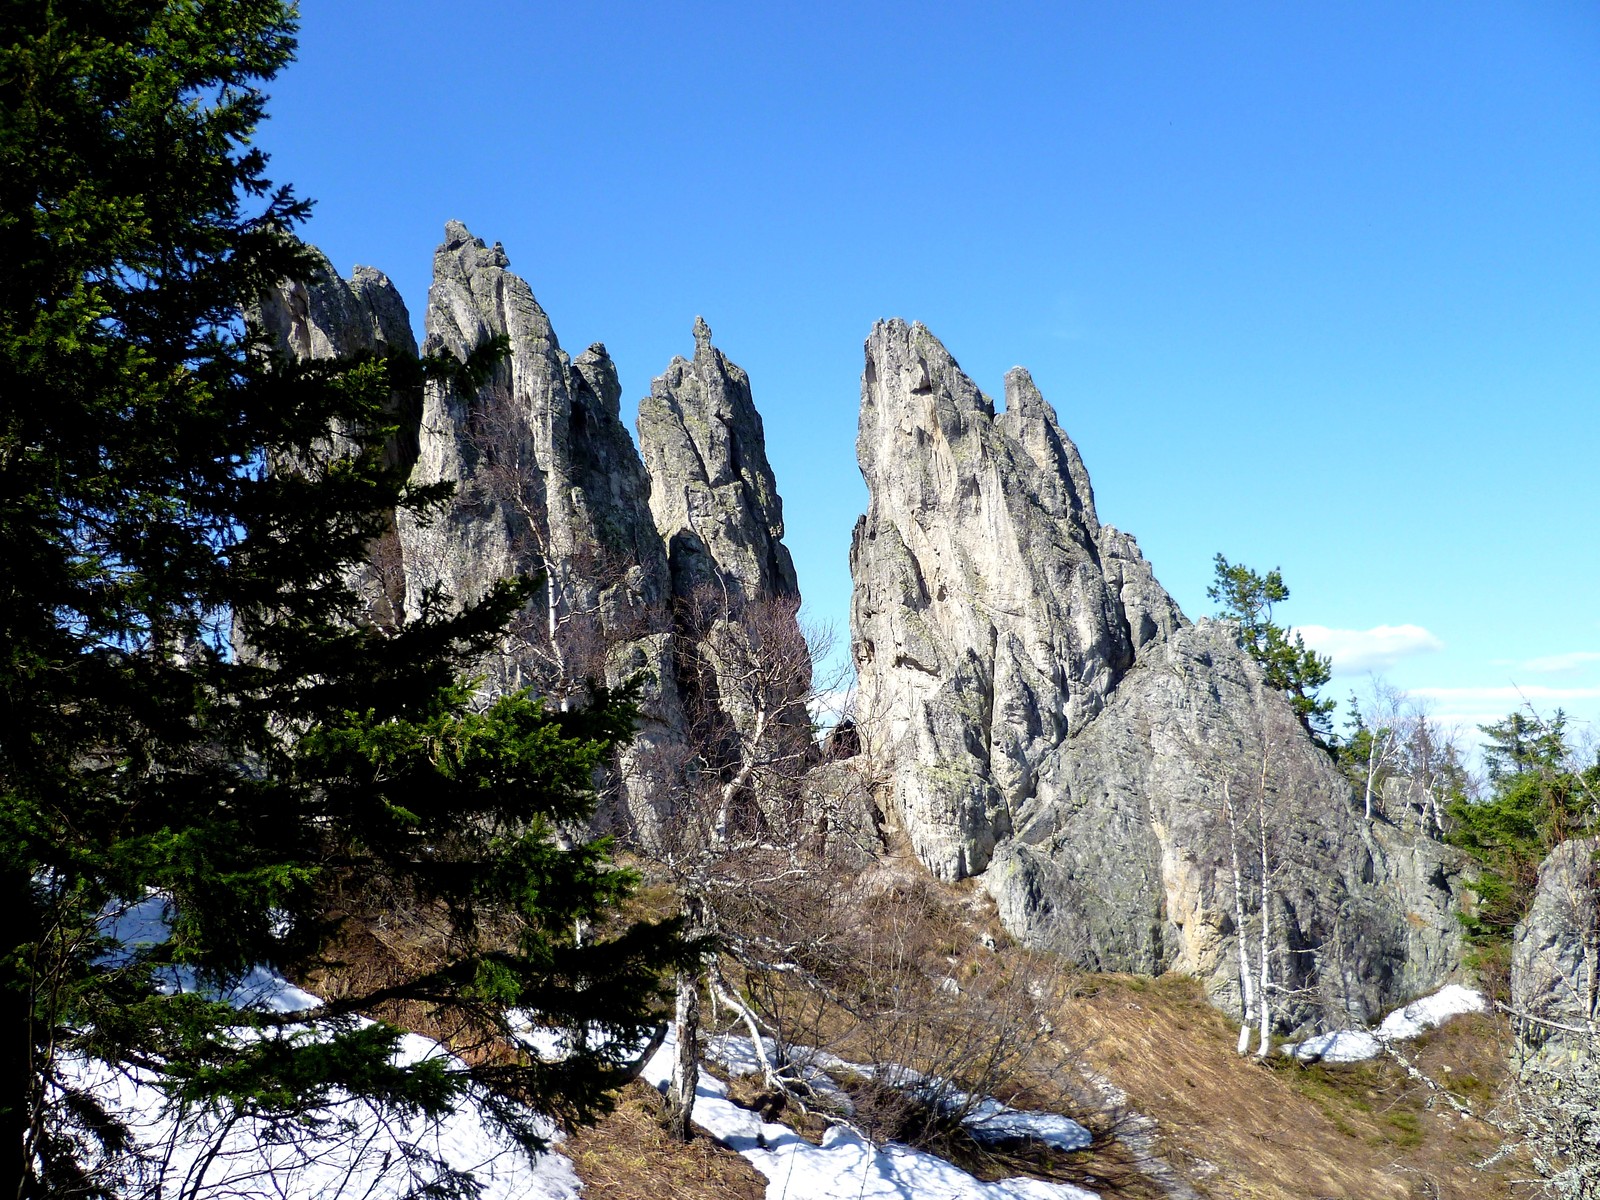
top-left (850, 320), bottom-right (1462, 1027)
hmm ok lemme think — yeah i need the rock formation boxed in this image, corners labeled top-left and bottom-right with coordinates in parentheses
top-left (640, 316), bottom-right (799, 610)
top-left (850, 319), bottom-right (1462, 1027)
top-left (850, 320), bottom-right (1182, 880)
top-left (638, 317), bottom-right (809, 769)
top-left (256, 226), bottom-right (817, 838)
top-left (1512, 838), bottom-right (1598, 1053)
top-left (258, 234), bottom-right (1463, 1032)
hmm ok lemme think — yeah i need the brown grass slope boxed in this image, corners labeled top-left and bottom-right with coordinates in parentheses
top-left (300, 847), bottom-right (1525, 1200)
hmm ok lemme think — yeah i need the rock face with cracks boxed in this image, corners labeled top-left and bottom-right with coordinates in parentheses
top-left (1512, 838), bottom-right (1599, 1055)
top-left (638, 317), bottom-right (809, 766)
top-left (849, 319), bottom-right (1181, 880)
top-left (260, 225), bottom-right (693, 832)
top-left (255, 225), bottom-right (812, 838)
top-left (850, 319), bottom-right (1462, 1027)
top-left (639, 315), bottom-right (799, 610)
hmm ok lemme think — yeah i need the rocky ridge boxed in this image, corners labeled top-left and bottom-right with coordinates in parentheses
top-left (256, 224), bottom-right (806, 834)
top-left (258, 234), bottom-right (1465, 1033)
top-left (850, 319), bottom-right (1462, 1026)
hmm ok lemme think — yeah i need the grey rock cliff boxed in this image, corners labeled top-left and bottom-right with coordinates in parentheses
top-left (850, 320), bottom-right (1461, 1027)
top-left (1512, 838), bottom-right (1599, 1053)
top-left (377, 224), bottom-right (687, 828)
top-left (638, 319), bottom-right (809, 768)
top-left (255, 229), bottom-right (817, 839)
top-left (401, 225), bottom-right (675, 654)
top-left (639, 316), bottom-right (799, 607)
top-left (988, 619), bottom-right (1464, 1025)
top-left (850, 320), bottom-right (1178, 880)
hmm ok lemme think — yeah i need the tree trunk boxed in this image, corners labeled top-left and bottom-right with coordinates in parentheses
top-left (1223, 782), bottom-right (1255, 1055)
top-left (665, 970), bottom-right (701, 1141)
top-left (1256, 815), bottom-right (1273, 1058)
top-left (0, 865), bottom-right (39, 1200)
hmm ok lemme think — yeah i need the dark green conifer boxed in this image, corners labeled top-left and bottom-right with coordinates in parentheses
top-left (1208, 554), bottom-right (1336, 742)
top-left (0, 5), bottom-right (683, 1195)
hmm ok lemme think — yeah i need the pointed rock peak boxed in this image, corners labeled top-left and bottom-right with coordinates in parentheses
top-left (1003, 367), bottom-right (1046, 417)
top-left (256, 241), bottom-right (416, 362)
top-left (692, 315), bottom-right (713, 355)
top-left (573, 343), bottom-right (622, 416)
top-left (863, 319), bottom-right (990, 416)
top-left (438, 220), bottom-right (508, 267)
top-left (351, 264), bottom-right (393, 289)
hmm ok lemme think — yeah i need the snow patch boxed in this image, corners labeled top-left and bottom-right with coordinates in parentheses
top-left (82, 896), bottom-right (581, 1199)
top-left (1375, 984), bottom-right (1486, 1040)
top-left (673, 1032), bottom-right (1096, 1199)
top-left (69, 1036), bottom-right (580, 1200)
top-left (1286, 984), bottom-right (1486, 1063)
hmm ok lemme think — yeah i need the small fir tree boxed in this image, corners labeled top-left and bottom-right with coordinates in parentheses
top-left (1447, 710), bottom-right (1594, 952)
top-left (1208, 554), bottom-right (1335, 742)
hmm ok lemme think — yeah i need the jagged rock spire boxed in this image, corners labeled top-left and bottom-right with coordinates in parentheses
top-left (851, 318), bottom-right (1171, 879)
top-left (850, 318), bottom-right (1460, 1029)
top-left (636, 317), bottom-right (810, 782)
top-left (639, 317), bottom-right (799, 606)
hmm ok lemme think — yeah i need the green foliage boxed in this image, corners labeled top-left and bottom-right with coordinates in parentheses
top-left (1446, 711), bottom-right (1595, 949)
top-left (1208, 554), bottom-right (1335, 742)
top-left (0, 4), bottom-right (686, 1195)
top-left (1337, 700), bottom-right (1391, 793)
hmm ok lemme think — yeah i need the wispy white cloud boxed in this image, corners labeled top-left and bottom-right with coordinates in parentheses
top-left (1518, 650), bottom-right (1600, 674)
top-left (1294, 624), bottom-right (1445, 675)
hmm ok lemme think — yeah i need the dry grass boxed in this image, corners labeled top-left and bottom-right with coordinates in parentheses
top-left (1058, 974), bottom-right (1520, 1199)
top-left (297, 843), bottom-right (1530, 1200)
top-left (562, 1081), bottom-right (766, 1200)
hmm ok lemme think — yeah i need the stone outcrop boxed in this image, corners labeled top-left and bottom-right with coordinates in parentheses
top-left (404, 223), bottom-right (670, 648)
top-left (259, 226), bottom-right (692, 831)
top-left (259, 236), bottom-right (1460, 1032)
top-left (639, 316), bottom-right (799, 609)
top-left (850, 319), bottom-right (1462, 1027)
top-left (256, 227), bottom-right (815, 838)
top-left (638, 318), bottom-right (813, 816)
top-left (405, 223), bottom-right (695, 829)
top-left (1512, 838), bottom-right (1598, 1053)
top-left (850, 320), bottom-right (1182, 880)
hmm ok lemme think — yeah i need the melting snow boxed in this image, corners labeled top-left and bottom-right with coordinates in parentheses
top-left (84, 898), bottom-right (1096, 1198)
top-left (1286, 984), bottom-right (1487, 1063)
top-left (667, 1032), bottom-right (1097, 1199)
top-left (79, 895), bottom-right (581, 1199)
top-left (66, 1035), bottom-right (581, 1200)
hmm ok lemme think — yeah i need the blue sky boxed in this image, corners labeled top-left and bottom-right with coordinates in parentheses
top-left (262, 1), bottom-right (1600, 751)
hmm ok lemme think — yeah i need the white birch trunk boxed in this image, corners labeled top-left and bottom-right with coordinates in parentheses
top-left (1256, 810), bottom-right (1273, 1057)
top-left (1223, 781), bottom-right (1256, 1055)
top-left (666, 971), bottom-right (701, 1140)
top-left (1363, 735), bottom-right (1378, 820)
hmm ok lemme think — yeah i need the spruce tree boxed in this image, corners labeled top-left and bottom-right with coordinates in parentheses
top-left (1208, 554), bottom-right (1336, 742)
top-left (0, 5), bottom-right (683, 1195)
